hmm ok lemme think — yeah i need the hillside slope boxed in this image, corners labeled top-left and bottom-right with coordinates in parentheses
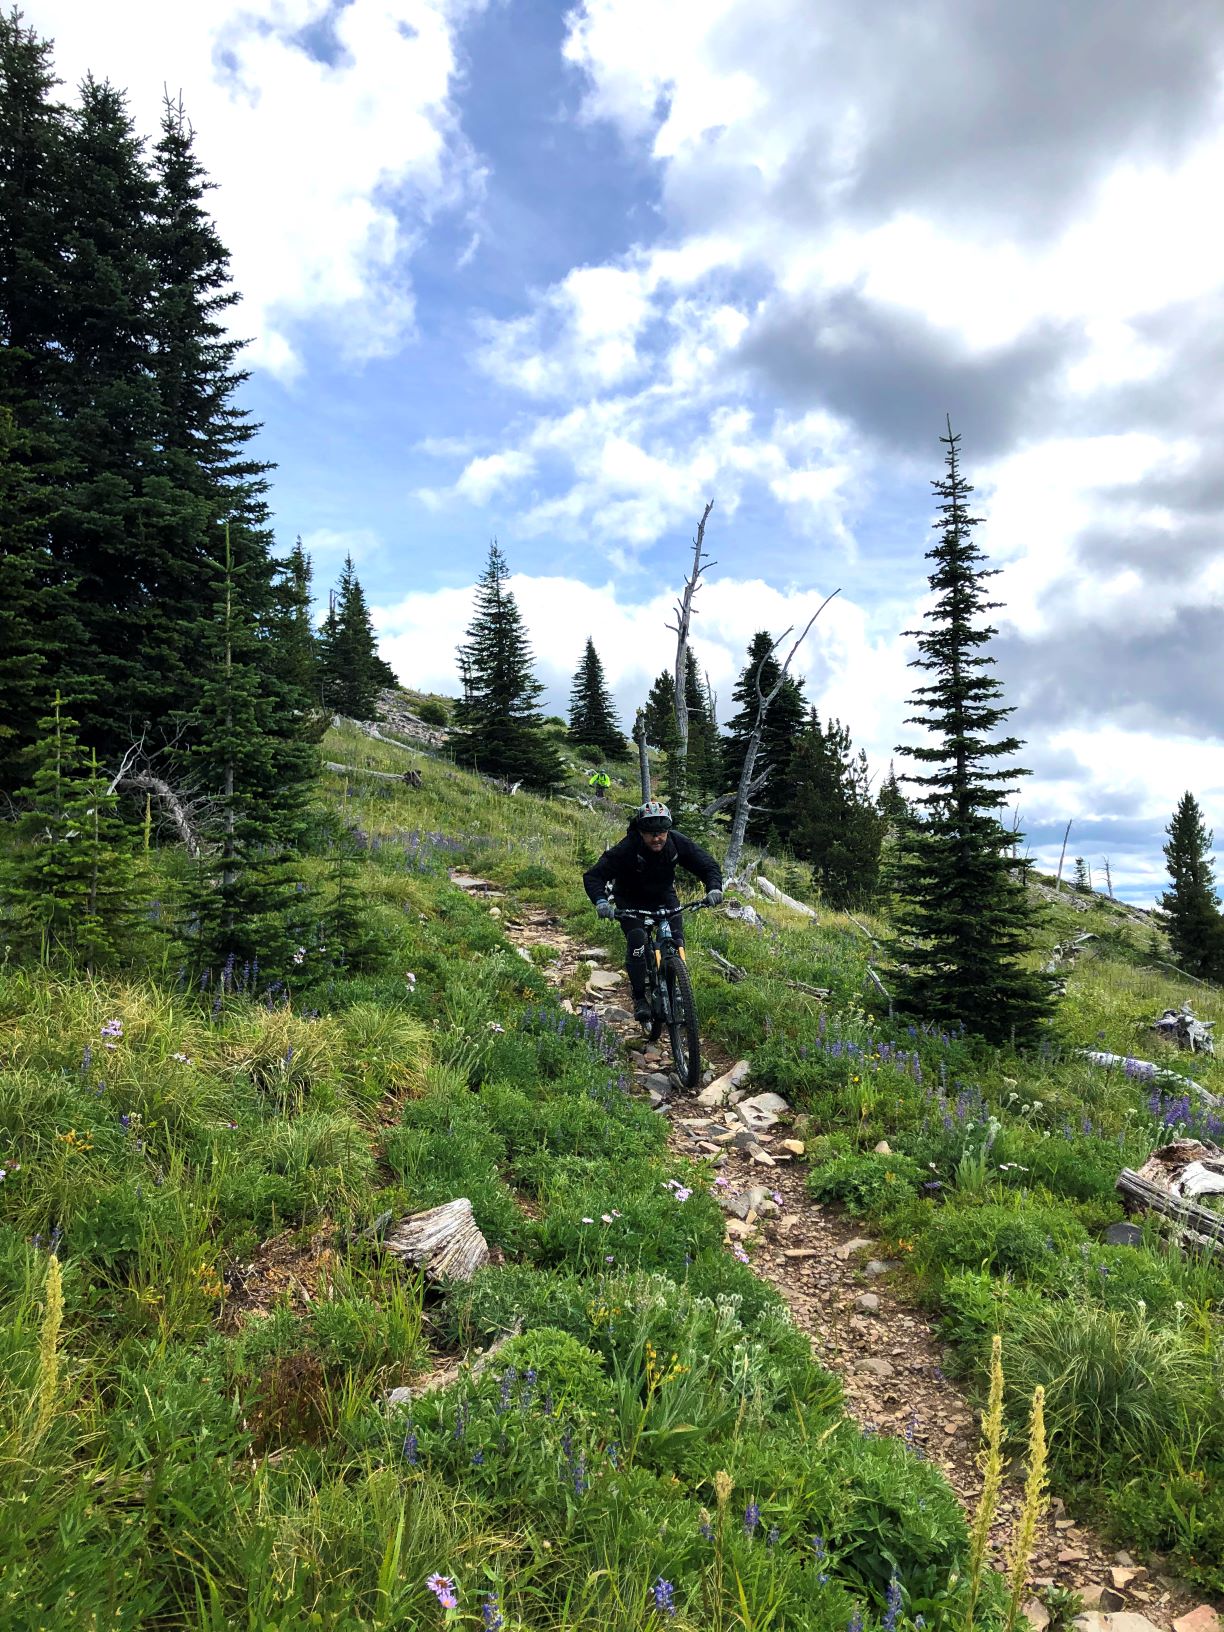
top-left (0, 719), bottom-right (1220, 1629)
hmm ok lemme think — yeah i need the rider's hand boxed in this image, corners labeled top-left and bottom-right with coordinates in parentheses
top-left (596, 898), bottom-right (615, 919)
top-left (705, 888), bottom-right (724, 907)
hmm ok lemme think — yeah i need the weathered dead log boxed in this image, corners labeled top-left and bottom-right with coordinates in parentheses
top-left (114, 771), bottom-right (204, 858)
top-left (784, 979), bottom-right (831, 999)
top-left (1078, 1049), bottom-right (1221, 1106)
top-left (723, 900), bottom-right (765, 928)
top-left (1044, 932), bottom-right (1096, 973)
top-left (383, 1198), bottom-right (489, 1282)
top-left (1150, 1003), bottom-right (1215, 1057)
top-left (755, 876), bottom-right (818, 919)
top-left (864, 965), bottom-right (894, 1018)
top-left (706, 948), bottom-right (748, 982)
top-left (385, 1323), bottom-right (522, 1409)
top-left (324, 761), bottom-right (413, 783)
top-left (1116, 1141), bottom-right (1224, 1255)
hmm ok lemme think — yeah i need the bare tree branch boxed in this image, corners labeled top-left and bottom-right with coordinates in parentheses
top-left (664, 500), bottom-right (715, 771)
top-left (700, 768), bottom-right (769, 821)
top-left (114, 771), bottom-right (205, 858)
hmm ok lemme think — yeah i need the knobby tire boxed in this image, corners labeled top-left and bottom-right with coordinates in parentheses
top-left (665, 954), bottom-right (701, 1089)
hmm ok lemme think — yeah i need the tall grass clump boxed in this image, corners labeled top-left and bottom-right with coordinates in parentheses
top-left (1002, 1302), bottom-right (1219, 1475)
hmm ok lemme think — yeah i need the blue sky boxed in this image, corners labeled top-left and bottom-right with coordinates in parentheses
top-left (29, 0), bottom-right (1224, 903)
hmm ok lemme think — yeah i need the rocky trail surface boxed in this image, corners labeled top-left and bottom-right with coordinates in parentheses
top-left (450, 873), bottom-right (1215, 1632)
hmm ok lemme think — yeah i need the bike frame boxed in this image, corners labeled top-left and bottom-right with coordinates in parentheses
top-left (613, 901), bottom-right (705, 1021)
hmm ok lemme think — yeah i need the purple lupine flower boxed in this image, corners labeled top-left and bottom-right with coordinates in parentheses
top-left (653, 1578), bottom-right (676, 1617)
top-left (883, 1577), bottom-right (903, 1632)
top-left (743, 1502), bottom-right (760, 1536)
top-left (482, 1593), bottom-right (504, 1631)
top-left (402, 1427), bottom-right (418, 1464)
top-left (766, 1525), bottom-right (780, 1547)
top-left (699, 1519), bottom-right (714, 1541)
top-left (498, 1366), bottom-right (517, 1413)
top-left (471, 1449), bottom-right (485, 1466)
top-left (848, 1614), bottom-right (863, 1632)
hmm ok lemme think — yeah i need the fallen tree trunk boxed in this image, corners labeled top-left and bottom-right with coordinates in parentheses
top-left (323, 761), bottom-right (422, 786)
top-left (755, 876), bottom-right (817, 919)
top-left (114, 771), bottom-right (204, 859)
top-left (1078, 1050), bottom-right (1221, 1106)
top-left (1116, 1141), bottom-right (1224, 1255)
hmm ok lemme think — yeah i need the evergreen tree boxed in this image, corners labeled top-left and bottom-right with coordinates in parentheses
top-left (1072, 857), bottom-right (1091, 894)
top-left (785, 710), bottom-right (884, 908)
top-left (722, 630), bottom-right (807, 843)
top-left (318, 554), bottom-right (397, 718)
top-left (642, 670), bottom-right (679, 753)
top-left (0, 15), bottom-right (72, 783)
top-left (568, 637), bottom-right (628, 757)
top-left (50, 73), bottom-right (175, 750)
top-left (1159, 792), bottom-right (1224, 980)
top-left (890, 425), bottom-right (1052, 1044)
top-left (450, 542), bottom-right (563, 790)
top-left (664, 650), bottom-right (720, 814)
top-left (186, 530), bottom-right (312, 977)
top-left (266, 539), bottom-right (326, 736)
top-left (877, 761), bottom-right (911, 829)
top-left (4, 695), bottom-right (145, 968)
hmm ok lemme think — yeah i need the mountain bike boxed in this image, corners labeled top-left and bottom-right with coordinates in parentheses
top-left (613, 902), bottom-right (706, 1089)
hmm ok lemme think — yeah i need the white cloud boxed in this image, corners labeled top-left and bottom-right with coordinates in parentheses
top-left (300, 526), bottom-right (385, 567)
top-left (28, 0), bottom-right (482, 379)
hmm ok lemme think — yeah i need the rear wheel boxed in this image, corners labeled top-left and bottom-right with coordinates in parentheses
top-left (664, 955), bottom-right (701, 1089)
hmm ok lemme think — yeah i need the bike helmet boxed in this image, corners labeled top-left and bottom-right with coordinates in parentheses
top-left (635, 799), bottom-right (673, 834)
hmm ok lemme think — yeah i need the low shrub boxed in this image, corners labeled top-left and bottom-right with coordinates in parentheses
top-left (806, 1151), bottom-right (927, 1216)
top-left (914, 1199), bottom-right (1088, 1285)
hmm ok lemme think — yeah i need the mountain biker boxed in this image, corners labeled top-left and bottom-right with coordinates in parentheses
top-left (583, 800), bottom-right (723, 1024)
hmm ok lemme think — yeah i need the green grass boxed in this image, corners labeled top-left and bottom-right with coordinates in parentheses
top-left (2, 724), bottom-right (1222, 1619)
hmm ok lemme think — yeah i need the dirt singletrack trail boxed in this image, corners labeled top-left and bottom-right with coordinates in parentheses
top-left (453, 874), bottom-right (1203, 1629)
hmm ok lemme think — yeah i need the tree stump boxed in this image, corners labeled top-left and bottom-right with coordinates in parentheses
top-left (383, 1199), bottom-right (489, 1282)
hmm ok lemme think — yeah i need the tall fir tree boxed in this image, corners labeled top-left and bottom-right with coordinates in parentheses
top-left (722, 630), bottom-right (808, 844)
top-left (51, 73), bottom-right (176, 751)
top-left (665, 650), bottom-right (720, 814)
top-left (642, 670), bottom-right (679, 753)
top-left (0, 15), bottom-right (74, 784)
top-left (266, 539), bottom-right (325, 734)
top-left (1159, 792), bottom-right (1224, 980)
top-left (784, 710), bottom-right (884, 908)
top-left (318, 554), bottom-right (397, 718)
top-left (890, 425), bottom-right (1052, 1044)
top-left (568, 637), bottom-right (628, 757)
top-left (450, 542), bottom-right (564, 790)
top-left (186, 529), bottom-right (312, 977)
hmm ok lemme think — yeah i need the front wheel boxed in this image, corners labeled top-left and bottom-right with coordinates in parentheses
top-left (664, 955), bottom-right (701, 1089)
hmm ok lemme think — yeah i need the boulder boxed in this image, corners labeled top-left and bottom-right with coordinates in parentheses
top-left (586, 969), bottom-right (622, 994)
top-left (1173, 1611), bottom-right (1222, 1632)
top-left (696, 1060), bottom-right (753, 1107)
top-left (735, 1092), bottom-right (790, 1132)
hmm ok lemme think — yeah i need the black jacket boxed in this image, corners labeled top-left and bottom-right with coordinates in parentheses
top-left (583, 827), bottom-right (722, 908)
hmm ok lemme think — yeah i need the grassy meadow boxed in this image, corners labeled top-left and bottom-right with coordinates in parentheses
top-left (1, 719), bottom-right (1222, 1627)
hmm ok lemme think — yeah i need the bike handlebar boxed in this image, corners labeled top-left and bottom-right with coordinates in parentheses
top-left (610, 900), bottom-right (709, 923)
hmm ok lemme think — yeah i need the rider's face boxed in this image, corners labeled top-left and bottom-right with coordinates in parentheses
top-left (642, 829), bottom-right (668, 852)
